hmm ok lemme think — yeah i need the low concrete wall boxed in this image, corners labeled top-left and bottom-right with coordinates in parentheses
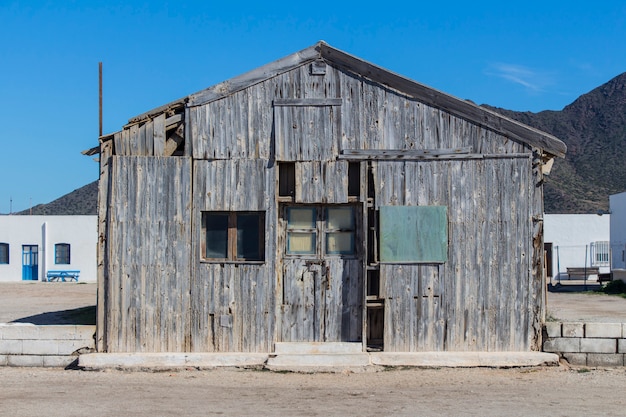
top-left (0, 324), bottom-right (95, 367)
top-left (543, 322), bottom-right (626, 366)
top-left (612, 269), bottom-right (626, 283)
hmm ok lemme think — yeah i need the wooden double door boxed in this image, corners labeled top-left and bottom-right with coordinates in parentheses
top-left (279, 205), bottom-right (363, 343)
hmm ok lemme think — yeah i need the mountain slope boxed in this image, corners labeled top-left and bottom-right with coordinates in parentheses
top-left (485, 72), bottom-right (626, 213)
top-left (16, 181), bottom-right (98, 215)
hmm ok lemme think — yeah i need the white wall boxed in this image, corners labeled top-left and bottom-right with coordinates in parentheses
top-left (0, 216), bottom-right (97, 282)
top-left (610, 192), bottom-right (626, 269)
top-left (544, 214), bottom-right (610, 281)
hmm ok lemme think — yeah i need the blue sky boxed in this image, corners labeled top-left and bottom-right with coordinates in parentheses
top-left (1, 1), bottom-right (625, 213)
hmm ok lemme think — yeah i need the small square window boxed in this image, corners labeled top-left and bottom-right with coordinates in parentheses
top-left (55, 243), bottom-right (71, 264)
top-left (0, 243), bottom-right (9, 264)
top-left (202, 212), bottom-right (264, 262)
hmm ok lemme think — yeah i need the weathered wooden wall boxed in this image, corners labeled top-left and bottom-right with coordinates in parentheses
top-left (100, 56), bottom-right (547, 353)
top-left (189, 159), bottom-right (276, 352)
top-left (374, 158), bottom-right (534, 351)
top-left (103, 156), bottom-right (192, 352)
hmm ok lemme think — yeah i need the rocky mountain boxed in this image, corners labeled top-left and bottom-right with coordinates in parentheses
top-left (15, 181), bottom-right (98, 215)
top-left (15, 73), bottom-right (626, 215)
top-left (485, 72), bottom-right (626, 213)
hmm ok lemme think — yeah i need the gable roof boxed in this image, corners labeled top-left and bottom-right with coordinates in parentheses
top-left (124, 41), bottom-right (567, 158)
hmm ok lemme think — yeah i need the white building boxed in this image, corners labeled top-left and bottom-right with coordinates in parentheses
top-left (544, 214), bottom-right (610, 282)
top-left (0, 215), bottom-right (96, 282)
top-left (610, 192), bottom-right (626, 270)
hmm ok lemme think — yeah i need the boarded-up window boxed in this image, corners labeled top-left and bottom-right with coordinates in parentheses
top-left (379, 206), bottom-right (448, 263)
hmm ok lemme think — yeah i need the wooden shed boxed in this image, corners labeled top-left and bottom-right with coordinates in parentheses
top-left (95, 41), bottom-right (566, 355)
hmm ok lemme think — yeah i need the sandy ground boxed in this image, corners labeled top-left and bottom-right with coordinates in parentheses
top-left (2, 366), bottom-right (626, 416)
top-left (0, 282), bottom-right (96, 324)
top-left (2, 282), bottom-right (626, 416)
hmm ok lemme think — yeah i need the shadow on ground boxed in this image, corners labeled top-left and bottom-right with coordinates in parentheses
top-left (548, 282), bottom-right (602, 293)
top-left (11, 305), bottom-right (96, 325)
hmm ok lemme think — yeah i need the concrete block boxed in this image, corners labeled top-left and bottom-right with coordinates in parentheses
top-left (36, 325), bottom-right (92, 340)
top-left (7, 355), bottom-right (45, 367)
top-left (562, 323), bottom-right (584, 338)
top-left (580, 338), bottom-right (616, 353)
top-left (79, 352), bottom-right (269, 370)
top-left (73, 326), bottom-right (96, 341)
top-left (544, 322), bottom-right (561, 338)
top-left (0, 354), bottom-right (7, 366)
top-left (543, 337), bottom-right (580, 353)
top-left (0, 324), bottom-right (40, 340)
top-left (22, 340), bottom-right (60, 355)
top-left (587, 354), bottom-right (624, 367)
top-left (22, 339), bottom-right (88, 355)
top-left (562, 352), bottom-right (587, 366)
top-left (618, 339), bottom-right (626, 354)
top-left (43, 355), bottom-right (77, 368)
top-left (267, 353), bottom-right (370, 368)
top-left (184, 353), bottom-right (268, 368)
top-left (370, 352), bottom-right (558, 368)
top-left (55, 340), bottom-right (93, 355)
top-left (274, 342), bottom-right (363, 354)
top-left (585, 323), bottom-right (622, 338)
top-left (0, 339), bottom-right (24, 355)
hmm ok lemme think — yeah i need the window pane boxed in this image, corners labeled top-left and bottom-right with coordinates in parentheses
top-left (287, 207), bottom-right (315, 229)
top-left (327, 232), bottom-right (354, 255)
top-left (237, 214), bottom-right (262, 260)
top-left (0, 243), bottom-right (8, 264)
top-left (55, 243), bottom-right (70, 264)
top-left (327, 207), bottom-right (353, 230)
top-left (205, 214), bottom-right (228, 259)
top-left (287, 232), bottom-right (316, 254)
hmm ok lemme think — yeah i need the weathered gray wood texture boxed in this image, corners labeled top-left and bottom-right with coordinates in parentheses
top-left (100, 54), bottom-right (552, 353)
top-left (96, 140), bottom-right (113, 352)
top-left (375, 158), bottom-right (535, 351)
top-left (103, 156), bottom-right (192, 352)
top-left (280, 258), bottom-right (362, 343)
top-left (190, 159), bottom-right (276, 352)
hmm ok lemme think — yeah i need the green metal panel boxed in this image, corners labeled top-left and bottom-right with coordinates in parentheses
top-left (380, 206), bottom-right (448, 263)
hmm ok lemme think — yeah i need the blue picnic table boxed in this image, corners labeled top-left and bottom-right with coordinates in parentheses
top-left (46, 270), bottom-right (80, 282)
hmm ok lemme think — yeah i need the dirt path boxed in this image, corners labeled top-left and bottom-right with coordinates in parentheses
top-left (1, 366), bottom-right (626, 416)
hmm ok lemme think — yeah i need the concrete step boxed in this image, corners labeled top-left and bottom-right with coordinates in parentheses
top-left (267, 353), bottom-right (371, 368)
top-left (274, 342), bottom-right (363, 354)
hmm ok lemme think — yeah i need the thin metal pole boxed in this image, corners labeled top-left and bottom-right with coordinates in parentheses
top-left (585, 245), bottom-right (589, 291)
top-left (99, 62), bottom-right (103, 137)
top-left (556, 246), bottom-right (561, 285)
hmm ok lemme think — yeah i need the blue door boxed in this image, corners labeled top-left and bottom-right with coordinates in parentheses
top-left (22, 245), bottom-right (39, 281)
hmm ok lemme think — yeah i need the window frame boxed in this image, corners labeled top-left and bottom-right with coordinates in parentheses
top-left (591, 241), bottom-right (610, 267)
top-left (0, 243), bottom-right (9, 264)
top-left (54, 243), bottom-right (71, 265)
top-left (284, 205), bottom-right (357, 258)
top-left (201, 211), bottom-right (265, 263)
